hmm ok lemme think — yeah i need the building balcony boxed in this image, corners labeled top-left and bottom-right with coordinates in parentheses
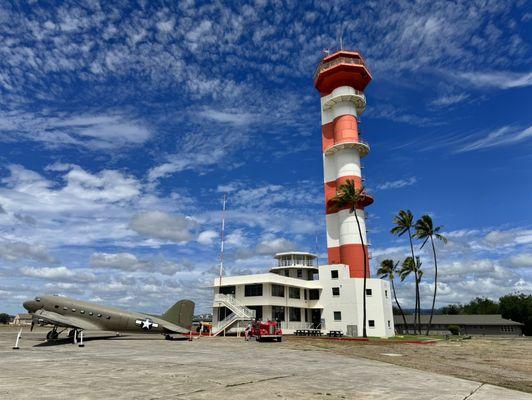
top-left (321, 85), bottom-right (366, 115)
top-left (324, 140), bottom-right (370, 158)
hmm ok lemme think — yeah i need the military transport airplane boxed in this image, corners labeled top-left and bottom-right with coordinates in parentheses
top-left (20, 295), bottom-right (194, 345)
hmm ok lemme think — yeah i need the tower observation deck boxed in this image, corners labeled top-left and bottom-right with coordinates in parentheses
top-left (314, 50), bottom-right (373, 279)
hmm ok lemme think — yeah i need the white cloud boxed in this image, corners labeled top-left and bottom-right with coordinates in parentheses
top-left (456, 126), bottom-right (532, 153)
top-left (90, 252), bottom-right (150, 271)
top-left (197, 108), bottom-right (257, 126)
top-left (0, 112), bottom-right (152, 150)
top-left (0, 240), bottom-right (55, 263)
top-left (458, 71), bottom-right (532, 89)
top-left (377, 177), bottom-right (417, 190)
top-left (508, 253), bottom-right (532, 269)
top-left (197, 230), bottom-right (218, 245)
top-left (20, 266), bottom-right (96, 282)
top-left (130, 211), bottom-right (198, 243)
top-left (430, 93), bottom-right (469, 107)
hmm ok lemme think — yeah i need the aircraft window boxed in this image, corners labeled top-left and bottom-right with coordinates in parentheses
top-left (63, 307), bottom-right (68, 311)
top-left (89, 312), bottom-right (94, 316)
top-left (106, 316), bottom-right (111, 319)
top-left (54, 305), bottom-right (59, 309)
top-left (80, 310), bottom-right (85, 314)
top-left (35, 297), bottom-right (41, 302)
top-left (72, 308), bottom-right (76, 312)
top-left (97, 313), bottom-right (102, 317)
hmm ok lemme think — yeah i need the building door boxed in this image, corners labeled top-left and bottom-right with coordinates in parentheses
top-left (347, 325), bottom-right (358, 337)
top-left (311, 309), bottom-right (321, 329)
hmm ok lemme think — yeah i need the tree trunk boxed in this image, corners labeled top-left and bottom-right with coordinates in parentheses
top-left (426, 235), bottom-right (438, 335)
top-left (392, 278), bottom-right (408, 334)
top-left (416, 276), bottom-right (422, 334)
top-left (353, 209), bottom-right (367, 338)
top-left (407, 229), bottom-right (419, 334)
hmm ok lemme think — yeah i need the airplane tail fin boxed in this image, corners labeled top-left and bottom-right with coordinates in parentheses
top-left (161, 300), bottom-right (195, 329)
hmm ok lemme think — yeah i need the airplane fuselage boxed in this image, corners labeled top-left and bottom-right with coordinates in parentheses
top-left (24, 295), bottom-right (178, 334)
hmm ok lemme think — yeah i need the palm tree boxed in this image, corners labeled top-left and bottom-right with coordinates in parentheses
top-left (377, 259), bottom-right (408, 333)
top-left (415, 214), bottom-right (447, 335)
top-left (399, 256), bottom-right (423, 334)
top-left (391, 210), bottom-right (421, 333)
top-left (328, 179), bottom-right (368, 338)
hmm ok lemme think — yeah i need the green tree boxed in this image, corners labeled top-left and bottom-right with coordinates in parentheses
top-left (329, 179), bottom-right (369, 338)
top-left (399, 256), bottom-right (423, 333)
top-left (441, 304), bottom-right (462, 315)
top-left (462, 297), bottom-right (499, 315)
top-left (499, 293), bottom-right (532, 336)
top-left (391, 210), bottom-right (420, 333)
top-left (377, 259), bottom-right (408, 333)
top-left (414, 214), bottom-right (447, 335)
top-left (0, 313), bottom-right (10, 324)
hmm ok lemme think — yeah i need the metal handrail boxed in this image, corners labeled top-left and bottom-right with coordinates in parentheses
top-left (214, 294), bottom-right (255, 319)
top-left (314, 56), bottom-right (366, 81)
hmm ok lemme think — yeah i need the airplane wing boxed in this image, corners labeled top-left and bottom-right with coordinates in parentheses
top-left (33, 309), bottom-right (102, 331)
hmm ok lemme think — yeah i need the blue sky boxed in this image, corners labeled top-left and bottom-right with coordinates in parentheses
top-left (0, 0), bottom-right (530, 314)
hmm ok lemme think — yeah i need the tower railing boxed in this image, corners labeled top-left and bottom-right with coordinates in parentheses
top-left (314, 56), bottom-right (367, 81)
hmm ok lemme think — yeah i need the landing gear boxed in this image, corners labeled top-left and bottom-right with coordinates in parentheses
top-left (46, 328), bottom-right (59, 341)
top-left (165, 334), bottom-right (172, 341)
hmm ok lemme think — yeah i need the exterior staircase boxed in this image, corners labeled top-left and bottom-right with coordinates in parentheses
top-left (211, 294), bottom-right (256, 336)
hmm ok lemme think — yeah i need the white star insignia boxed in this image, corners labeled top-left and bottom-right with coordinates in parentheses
top-left (135, 318), bottom-right (159, 330)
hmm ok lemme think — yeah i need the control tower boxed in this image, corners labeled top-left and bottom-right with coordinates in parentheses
top-left (314, 50), bottom-right (374, 279)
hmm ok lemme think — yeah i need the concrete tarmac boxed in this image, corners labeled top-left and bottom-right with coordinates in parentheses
top-left (0, 330), bottom-right (530, 400)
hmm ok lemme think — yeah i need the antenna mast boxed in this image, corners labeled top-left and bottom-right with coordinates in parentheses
top-left (218, 194), bottom-right (227, 287)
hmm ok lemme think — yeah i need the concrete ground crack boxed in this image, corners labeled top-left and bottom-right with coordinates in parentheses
top-left (225, 374), bottom-right (292, 388)
top-left (463, 383), bottom-right (485, 400)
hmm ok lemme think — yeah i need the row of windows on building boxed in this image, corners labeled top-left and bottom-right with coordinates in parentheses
top-left (277, 256), bottom-right (316, 267)
top-left (277, 269), bottom-right (315, 280)
top-left (222, 284), bottom-right (382, 299)
top-left (221, 284), bottom-right (321, 300)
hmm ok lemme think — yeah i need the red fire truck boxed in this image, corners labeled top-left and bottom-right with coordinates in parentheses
top-left (250, 320), bottom-right (283, 342)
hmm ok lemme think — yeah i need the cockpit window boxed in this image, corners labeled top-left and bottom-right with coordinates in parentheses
top-left (35, 297), bottom-right (41, 302)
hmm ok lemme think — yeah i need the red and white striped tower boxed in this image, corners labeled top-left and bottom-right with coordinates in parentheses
top-left (314, 50), bottom-right (374, 279)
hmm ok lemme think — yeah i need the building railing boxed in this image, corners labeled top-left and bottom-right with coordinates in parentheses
top-left (314, 56), bottom-right (367, 81)
top-left (214, 294), bottom-right (256, 319)
top-left (279, 321), bottom-right (314, 331)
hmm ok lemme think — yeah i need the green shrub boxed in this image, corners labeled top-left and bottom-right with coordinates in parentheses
top-left (448, 325), bottom-right (460, 335)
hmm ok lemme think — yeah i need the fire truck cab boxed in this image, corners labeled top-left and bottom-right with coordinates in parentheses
top-left (250, 320), bottom-right (283, 342)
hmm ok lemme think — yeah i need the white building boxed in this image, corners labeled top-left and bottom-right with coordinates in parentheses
top-left (212, 252), bottom-right (395, 337)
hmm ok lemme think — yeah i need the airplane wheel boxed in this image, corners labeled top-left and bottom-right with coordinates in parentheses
top-left (46, 330), bottom-right (59, 340)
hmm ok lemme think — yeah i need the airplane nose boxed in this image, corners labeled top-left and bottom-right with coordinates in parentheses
top-left (23, 300), bottom-right (34, 312)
